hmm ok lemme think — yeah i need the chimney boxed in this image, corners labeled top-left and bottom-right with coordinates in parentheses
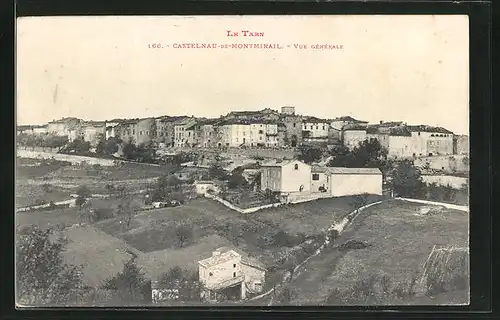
top-left (379, 121), bottom-right (383, 124)
top-left (212, 250), bottom-right (221, 257)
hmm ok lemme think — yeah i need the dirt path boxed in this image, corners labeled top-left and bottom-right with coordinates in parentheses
top-left (242, 200), bottom-right (384, 306)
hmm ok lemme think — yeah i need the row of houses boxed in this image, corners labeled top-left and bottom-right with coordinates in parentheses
top-left (342, 121), bottom-right (468, 158)
top-left (17, 107), bottom-right (469, 157)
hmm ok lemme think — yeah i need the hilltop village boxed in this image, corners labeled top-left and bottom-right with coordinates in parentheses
top-left (16, 106), bottom-right (469, 306)
top-left (17, 106), bottom-right (469, 159)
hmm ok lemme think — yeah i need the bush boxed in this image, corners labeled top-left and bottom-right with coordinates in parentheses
top-left (338, 239), bottom-right (371, 252)
top-left (41, 183), bottom-right (52, 193)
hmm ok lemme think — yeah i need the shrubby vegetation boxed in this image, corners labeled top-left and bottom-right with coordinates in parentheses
top-left (17, 133), bottom-right (69, 149)
top-left (16, 226), bottom-right (86, 306)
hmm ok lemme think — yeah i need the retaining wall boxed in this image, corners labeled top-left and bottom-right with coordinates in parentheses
top-left (395, 197), bottom-right (468, 212)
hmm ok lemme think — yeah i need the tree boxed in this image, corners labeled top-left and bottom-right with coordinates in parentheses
top-left (328, 138), bottom-right (387, 168)
top-left (101, 256), bottom-right (151, 304)
top-left (209, 163), bottom-right (229, 180)
top-left (16, 226), bottom-right (86, 306)
top-left (391, 160), bottom-right (426, 198)
top-left (276, 286), bottom-right (296, 305)
top-left (175, 225), bottom-right (193, 248)
top-left (350, 193), bottom-right (370, 214)
top-left (115, 187), bottom-right (142, 228)
top-left (297, 145), bottom-right (323, 164)
top-left (104, 137), bottom-right (122, 155)
top-left (95, 134), bottom-right (106, 155)
top-left (75, 185), bottom-right (91, 208)
top-left (122, 141), bottom-right (137, 160)
top-left (227, 169), bottom-right (248, 190)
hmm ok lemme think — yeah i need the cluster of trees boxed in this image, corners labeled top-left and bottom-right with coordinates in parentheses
top-left (148, 173), bottom-right (186, 204)
top-left (17, 133), bottom-right (69, 149)
top-left (324, 273), bottom-right (419, 305)
top-left (16, 224), bottom-right (200, 306)
top-left (16, 226), bottom-right (87, 306)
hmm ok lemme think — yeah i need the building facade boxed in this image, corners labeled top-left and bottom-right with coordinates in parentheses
top-left (260, 160), bottom-right (312, 197)
top-left (453, 134), bottom-right (469, 155)
top-left (343, 127), bottom-right (368, 150)
top-left (198, 248), bottom-right (266, 302)
top-left (116, 118), bottom-right (155, 145)
top-left (330, 116), bottom-right (368, 131)
top-left (82, 121), bottom-right (106, 146)
top-left (279, 114), bottom-right (303, 147)
top-left (47, 117), bottom-right (82, 137)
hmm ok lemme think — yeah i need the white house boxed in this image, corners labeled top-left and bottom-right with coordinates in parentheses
top-left (198, 247), bottom-right (266, 302)
top-left (302, 116), bottom-right (330, 144)
top-left (311, 167), bottom-right (383, 197)
top-left (343, 126), bottom-right (368, 150)
top-left (260, 159), bottom-right (311, 202)
top-left (194, 180), bottom-right (219, 195)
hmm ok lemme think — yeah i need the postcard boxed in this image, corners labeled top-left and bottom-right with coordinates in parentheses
top-left (16, 14), bottom-right (469, 307)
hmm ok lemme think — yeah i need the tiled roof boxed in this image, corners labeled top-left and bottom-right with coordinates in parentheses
top-left (198, 249), bottom-right (241, 268)
top-left (343, 124), bottom-right (367, 131)
top-left (303, 116), bottom-right (330, 124)
top-left (389, 127), bottom-right (412, 137)
top-left (49, 117), bottom-right (80, 124)
top-left (312, 166), bottom-right (382, 175)
top-left (332, 116), bottom-right (368, 123)
top-left (407, 125), bottom-right (453, 134)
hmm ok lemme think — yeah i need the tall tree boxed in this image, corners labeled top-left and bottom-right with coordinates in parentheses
top-left (297, 145), bottom-right (323, 164)
top-left (101, 256), bottom-right (151, 304)
top-left (115, 187), bottom-right (142, 228)
top-left (391, 160), bottom-right (425, 198)
top-left (16, 226), bottom-right (86, 306)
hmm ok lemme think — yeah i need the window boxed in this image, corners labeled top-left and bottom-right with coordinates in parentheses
top-left (259, 130), bottom-right (264, 134)
top-left (315, 126), bottom-right (318, 130)
top-left (140, 131), bottom-right (143, 135)
top-left (209, 272), bottom-right (213, 276)
top-left (293, 123), bottom-right (296, 128)
top-left (418, 132), bottom-right (421, 136)
top-left (132, 129), bottom-right (135, 135)
top-left (323, 125), bottom-right (326, 130)
top-left (146, 131), bottom-right (149, 135)
top-left (312, 173), bottom-right (320, 181)
top-left (233, 264), bottom-right (236, 268)
top-left (294, 164), bottom-right (299, 170)
top-left (233, 272), bottom-right (236, 278)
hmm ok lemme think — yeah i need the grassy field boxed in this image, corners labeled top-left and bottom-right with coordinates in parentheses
top-left (16, 207), bottom-right (82, 229)
top-left (285, 200), bottom-right (469, 305)
top-left (253, 194), bottom-right (386, 236)
top-left (16, 159), bottom-right (167, 200)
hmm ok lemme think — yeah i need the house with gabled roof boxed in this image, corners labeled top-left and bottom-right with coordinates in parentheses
top-left (198, 247), bottom-right (266, 302)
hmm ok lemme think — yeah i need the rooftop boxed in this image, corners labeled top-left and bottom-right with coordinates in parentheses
top-left (260, 159), bottom-right (300, 167)
top-left (332, 116), bottom-right (368, 123)
top-left (198, 249), bottom-right (241, 268)
top-left (303, 116), bottom-right (330, 123)
top-left (343, 124), bottom-right (367, 131)
top-left (407, 125), bottom-right (453, 134)
top-left (48, 117), bottom-right (80, 124)
top-left (312, 166), bottom-right (382, 175)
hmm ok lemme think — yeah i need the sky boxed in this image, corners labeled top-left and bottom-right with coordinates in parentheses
top-left (16, 15), bottom-right (469, 134)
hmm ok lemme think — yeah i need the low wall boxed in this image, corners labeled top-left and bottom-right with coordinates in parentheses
top-left (395, 197), bottom-right (468, 212)
top-left (16, 198), bottom-right (76, 212)
top-left (204, 193), bottom-right (282, 214)
top-left (17, 149), bottom-right (118, 166)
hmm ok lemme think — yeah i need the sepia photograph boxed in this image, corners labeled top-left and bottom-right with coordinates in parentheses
top-left (15, 15), bottom-right (469, 307)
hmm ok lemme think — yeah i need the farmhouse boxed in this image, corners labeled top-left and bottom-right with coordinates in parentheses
top-left (198, 247), bottom-right (266, 302)
top-left (311, 166), bottom-right (383, 197)
top-left (260, 159), bottom-right (311, 201)
top-left (260, 159), bottom-right (383, 202)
